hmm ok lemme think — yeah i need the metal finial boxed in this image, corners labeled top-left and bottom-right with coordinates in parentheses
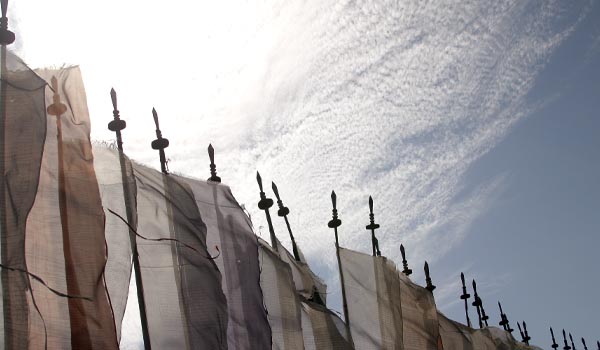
top-left (400, 244), bottom-right (412, 276)
top-left (581, 338), bottom-right (588, 350)
top-left (517, 322), bottom-right (525, 343)
top-left (271, 181), bottom-right (299, 261)
top-left (472, 279), bottom-right (483, 328)
top-left (0, 0), bottom-right (15, 46)
top-left (570, 333), bottom-right (577, 350)
top-left (47, 77), bottom-right (67, 117)
top-left (551, 328), bottom-right (559, 349)
top-left (522, 321), bottom-right (531, 344)
top-left (107, 89), bottom-right (127, 150)
top-left (256, 171), bottom-right (277, 250)
top-left (365, 196), bottom-right (381, 256)
top-left (497, 302), bottom-right (513, 333)
top-left (562, 330), bottom-right (571, 350)
top-left (460, 273), bottom-right (471, 327)
top-left (328, 191), bottom-right (342, 230)
top-left (150, 108), bottom-right (169, 174)
top-left (207, 144), bottom-right (221, 183)
top-left (424, 261), bottom-right (436, 292)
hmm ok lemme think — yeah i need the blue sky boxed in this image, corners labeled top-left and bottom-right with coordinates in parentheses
top-left (9, 0), bottom-right (600, 348)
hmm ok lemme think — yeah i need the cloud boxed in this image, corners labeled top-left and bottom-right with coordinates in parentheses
top-left (11, 0), bottom-right (592, 342)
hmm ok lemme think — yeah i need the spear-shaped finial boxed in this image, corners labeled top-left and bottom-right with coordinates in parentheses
top-left (498, 301), bottom-right (513, 333)
top-left (328, 190), bottom-right (352, 343)
top-left (272, 181), bottom-right (300, 261)
top-left (581, 338), bottom-right (588, 350)
top-left (0, 0), bottom-right (15, 45)
top-left (570, 333), bottom-right (577, 350)
top-left (400, 244), bottom-right (412, 276)
top-left (107, 88), bottom-right (127, 151)
top-left (517, 322), bottom-right (526, 343)
top-left (207, 144), bottom-right (221, 182)
top-left (47, 77), bottom-right (67, 117)
top-left (424, 261), bottom-right (436, 292)
top-left (562, 329), bottom-right (571, 350)
top-left (597, 341), bottom-right (599, 350)
top-left (522, 321), bottom-right (531, 345)
top-left (551, 328), bottom-right (559, 349)
top-left (328, 191), bottom-right (342, 245)
top-left (150, 108), bottom-right (169, 174)
top-left (472, 280), bottom-right (483, 328)
top-left (460, 273), bottom-right (472, 327)
top-left (256, 172), bottom-right (277, 250)
top-left (365, 196), bottom-right (381, 257)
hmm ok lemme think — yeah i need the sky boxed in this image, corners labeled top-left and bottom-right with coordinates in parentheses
top-left (8, 0), bottom-right (600, 349)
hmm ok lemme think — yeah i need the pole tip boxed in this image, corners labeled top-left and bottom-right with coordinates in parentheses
top-left (271, 181), bottom-right (280, 198)
top-left (110, 88), bottom-right (117, 107)
top-left (331, 190), bottom-right (337, 207)
top-left (152, 108), bottom-right (159, 128)
top-left (368, 196), bottom-right (373, 212)
top-left (256, 171), bottom-right (262, 188)
top-left (208, 143), bottom-right (214, 158)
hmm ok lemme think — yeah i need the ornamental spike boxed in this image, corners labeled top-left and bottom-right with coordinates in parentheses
top-left (460, 273), bottom-right (471, 327)
top-left (150, 108), bottom-right (169, 174)
top-left (424, 261), bottom-right (436, 292)
top-left (400, 244), bottom-right (412, 276)
top-left (570, 333), bottom-right (577, 350)
top-left (523, 321), bottom-right (531, 344)
top-left (271, 181), bottom-right (299, 261)
top-left (256, 171), bottom-right (277, 250)
top-left (472, 279), bottom-right (483, 328)
top-left (517, 322), bottom-right (525, 343)
top-left (107, 88), bottom-right (126, 151)
top-left (207, 144), bottom-right (221, 182)
top-left (581, 338), bottom-right (588, 350)
top-left (563, 329), bottom-right (571, 350)
top-left (365, 196), bottom-right (381, 256)
top-left (551, 327), bottom-right (559, 350)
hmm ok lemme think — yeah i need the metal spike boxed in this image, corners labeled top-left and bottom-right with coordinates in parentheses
top-left (365, 196), bottom-right (381, 256)
top-left (522, 321), bottom-right (531, 345)
top-left (328, 190), bottom-right (352, 344)
top-left (400, 244), bottom-right (412, 276)
top-left (517, 322), bottom-right (525, 343)
top-left (460, 273), bottom-right (471, 327)
top-left (424, 261), bottom-right (436, 292)
top-left (570, 333), bottom-right (577, 350)
top-left (563, 329), bottom-right (571, 350)
top-left (256, 171), bottom-right (277, 250)
top-left (581, 338), bottom-right (587, 350)
top-left (150, 108), bottom-right (169, 174)
top-left (106, 88), bottom-right (150, 349)
top-left (271, 181), bottom-right (299, 261)
top-left (472, 280), bottom-right (483, 328)
top-left (107, 89), bottom-right (126, 151)
top-left (551, 328), bottom-right (559, 349)
top-left (207, 144), bottom-right (221, 182)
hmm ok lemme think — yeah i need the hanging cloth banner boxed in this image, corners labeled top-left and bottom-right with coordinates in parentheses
top-left (133, 164), bottom-right (229, 349)
top-left (276, 238), bottom-right (327, 304)
top-left (398, 271), bottom-right (440, 350)
top-left (92, 146), bottom-right (137, 343)
top-left (0, 50), bottom-right (46, 350)
top-left (177, 175), bottom-right (271, 350)
top-left (258, 239), bottom-right (304, 350)
top-left (339, 247), bottom-right (403, 350)
top-left (300, 299), bottom-right (354, 350)
top-left (25, 66), bottom-right (118, 349)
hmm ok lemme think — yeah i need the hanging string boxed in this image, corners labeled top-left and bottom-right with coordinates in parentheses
top-left (106, 207), bottom-right (220, 260)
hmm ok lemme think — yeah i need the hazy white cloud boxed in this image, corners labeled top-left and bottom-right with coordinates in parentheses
top-left (10, 0), bottom-right (591, 344)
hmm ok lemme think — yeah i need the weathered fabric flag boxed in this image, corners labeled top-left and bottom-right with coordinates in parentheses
top-left (25, 66), bottom-right (118, 349)
top-left (276, 238), bottom-right (327, 304)
top-left (178, 175), bottom-right (271, 350)
top-left (339, 247), bottom-right (403, 350)
top-left (398, 272), bottom-right (440, 350)
top-left (0, 51), bottom-right (46, 350)
top-left (133, 165), bottom-right (229, 349)
top-left (258, 239), bottom-right (304, 350)
top-left (300, 299), bottom-right (354, 350)
top-left (438, 312), bottom-right (473, 350)
top-left (92, 146), bottom-right (136, 342)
